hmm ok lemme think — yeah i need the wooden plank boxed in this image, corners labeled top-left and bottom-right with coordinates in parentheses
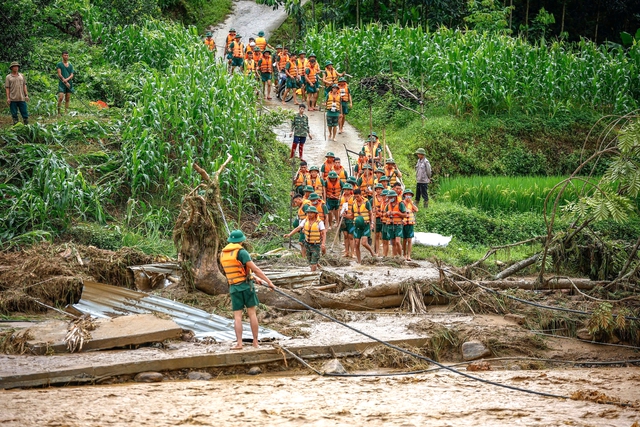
top-left (1, 338), bottom-right (428, 389)
top-left (25, 314), bottom-right (182, 355)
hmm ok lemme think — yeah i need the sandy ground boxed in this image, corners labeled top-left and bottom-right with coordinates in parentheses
top-left (2, 368), bottom-right (639, 426)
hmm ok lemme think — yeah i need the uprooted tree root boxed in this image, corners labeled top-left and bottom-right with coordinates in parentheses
top-left (571, 389), bottom-right (639, 408)
top-left (0, 328), bottom-right (34, 355)
top-left (0, 242), bottom-right (155, 314)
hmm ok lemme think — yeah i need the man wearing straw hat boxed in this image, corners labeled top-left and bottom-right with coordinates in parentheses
top-left (220, 229), bottom-right (275, 350)
top-left (5, 61), bottom-right (29, 125)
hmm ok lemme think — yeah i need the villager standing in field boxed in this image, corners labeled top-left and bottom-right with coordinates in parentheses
top-left (284, 206), bottom-right (326, 271)
top-left (352, 189), bottom-right (375, 263)
top-left (258, 50), bottom-right (273, 100)
top-left (57, 51), bottom-right (74, 115)
top-left (5, 61), bottom-right (29, 125)
top-left (220, 230), bottom-right (275, 350)
top-left (414, 148), bottom-right (432, 208)
top-left (402, 189), bottom-right (418, 261)
top-left (290, 104), bottom-right (312, 159)
top-left (337, 77), bottom-right (351, 135)
top-left (326, 84), bottom-right (342, 141)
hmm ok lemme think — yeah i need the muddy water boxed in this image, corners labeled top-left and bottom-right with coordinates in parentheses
top-left (2, 368), bottom-right (638, 426)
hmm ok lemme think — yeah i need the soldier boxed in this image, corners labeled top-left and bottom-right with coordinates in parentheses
top-left (284, 206), bottom-right (326, 271)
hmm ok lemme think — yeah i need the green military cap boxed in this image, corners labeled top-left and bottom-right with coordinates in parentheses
top-left (304, 185), bottom-right (314, 192)
top-left (374, 183), bottom-right (384, 189)
top-left (368, 131), bottom-right (378, 138)
top-left (325, 152), bottom-right (335, 157)
top-left (415, 148), bottom-right (426, 155)
top-left (338, 77), bottom-right (346, 82)
top-left (343, 184), bottom-right (353, 190)
top-left (362, 164), bottom-right (372, 170)
top-left (206, 32), bottom-right (212, 36)
top-left (331, 84), bottom-right (339, 88)
top-left (306, 205), bottom-right (318, 213)
top-left (309, 166), bottom-right (320, 171)
top-left (328, 171), bottom-right (338, 178)
top-left (386, 158), bottom-right (395, 164)
top-left (254, 46), bottom-right (261, 51)
top-left (276, 44), bottom-right (283, 48)
top-left (298, 50), bottom-right (306, 55)
top-left (258, 31), bottom-right (265, 36)
top-left (235, 34), bottom-right (242, 38)
top-left (375, 167), bottom-right (385, 173)
top-left (227, 229), bottom-right (246, 243)
top-left (325, 60), bottom-right (332, 66)
top-left (229, 28), bottom-right (236, 32)
top-left (9, 61), bottom-right (20, 69)
top-left (308, 53), bottom-right (316, 58)
top-left (347, 176), bottom-right (357, 184)
top-left (403, 189), bottom-right (414, 195)
top-left (309, 193), bottom-right (320, 200)
top-left (379, 176), bottom-right (390, 182)
top-left (358, 150), bottom-right (365, 156)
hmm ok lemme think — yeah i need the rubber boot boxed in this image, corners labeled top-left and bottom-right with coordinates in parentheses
top-left (290, 143), bottom-right (297, 158)
top-left (12, 117), bottom-right (18, 125)
top-left (299, 145), bottom-right (304, 159)
top-left (23, 118), bottom-right (28, 125)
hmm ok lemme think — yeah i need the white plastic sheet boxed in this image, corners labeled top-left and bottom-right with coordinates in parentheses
top-left (413, 232), bottom-right (452, 247)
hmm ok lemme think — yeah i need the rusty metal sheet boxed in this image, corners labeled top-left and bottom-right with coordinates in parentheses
top-left (71, 281), bottom-right (287, 342)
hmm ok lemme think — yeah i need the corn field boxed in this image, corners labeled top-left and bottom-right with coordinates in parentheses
top-left (305, 24), bottom-right (640, 116)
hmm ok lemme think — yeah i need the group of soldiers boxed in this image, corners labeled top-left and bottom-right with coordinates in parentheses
top-left (284, 134), bottom-right (423, 270)
top-left (204, 29), bottom-right (353, 138)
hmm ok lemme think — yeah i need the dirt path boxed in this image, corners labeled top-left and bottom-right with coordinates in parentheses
top-left (2, 368), bottom-right (639, 426)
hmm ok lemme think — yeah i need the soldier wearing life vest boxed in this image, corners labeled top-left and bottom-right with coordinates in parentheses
top-left (378, 175), bottom-right (390, 191)
top-left (220, 230), bottom-right (275, 350)
top-left (245, 38), bottom-right (256, 59)
top-left (322, 60), bottom-right (343, 97)
top-left (296, 51), bottom-right (308, 100)
top-left (357, 164), bottom-right (375, 197)
top-left (337, 77), bottom-right (352, 135)
top-left (304, 53), bottom-right (320, 111)
top-left (351, 189), bottom-right (375, 263)
top-left (284, 52), bottom-right (300, 105)
top-left (320, 152), bottom-right (335, 180)
top-left (308, 193), bottom-right (329, 226)
top-left (258, 50), bottom-right (273, 100)
top-left (364, 132), bottom-right (383, 166)
top-left (284, 206), bottom-right (326, 271)
top-left (291, 193), bottom-right (311, 258)
top-left (326, 84), bottom-right (342, 142)
top-left (384, 190), bottom-right (408, 257)
top-left (255, 30), bottom-right (273, 52)
top-left (372, 183), bottom-right (385, 255)
top-left (373, 167), bottom-right (385, 188)
top-left (244, 51), bottom-right (258, 80)
top-left (332, 157), bottom-right (348, 183)
top-left (305, 166), bottom-right (324, 198)
top-left (380, 189), bottom-right (392, 257)
top-left (253, 46), bottom-right (263, 63)
top-left (293, 161), bottom-right (309, 195)
top-left (228, 34), bottom-right (244, 74)
top-left (384, 158), bottom-right (403, 186)
top-left (354, 151), bottom-right (368, 177)
top-left (323, 170), bottom-right (343, 229)
top-left (339, 183), bottom-right (356, 258)
top-left (225, 28), bottom-right (236, 62)
top-left (402, 189), bottom-right (419, 261)
top-left (204, 32), bottom-right (216, 55)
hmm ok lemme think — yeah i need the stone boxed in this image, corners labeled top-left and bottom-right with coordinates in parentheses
top-left (248, 366), bottom-right (262, 376)
top-left (321, 358), bottom-right (347, 375)
top-left (461, 340), bottom-right (491, 361)
top-left (576, 328), bottom-right (593, 341)
top-left (504, 314), bottom-right (526, 325)
top-left (134, 372), bottom-right (164, 383)
top-left (466, 361), bottom-right (491, 371)
top-left (187, 371), bottom-right (212, 381)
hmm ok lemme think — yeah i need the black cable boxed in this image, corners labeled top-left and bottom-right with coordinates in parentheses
top-left (263, 284), bottom-right (568, 399)
top-left (531, 331), bottom-right (640, 350)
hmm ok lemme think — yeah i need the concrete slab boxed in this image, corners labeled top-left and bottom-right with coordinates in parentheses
top-left (25, 314), bottom-right (182, 354)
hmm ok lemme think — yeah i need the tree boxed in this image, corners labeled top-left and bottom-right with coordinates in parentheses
top-left (464, 0), bottom-right (512, 34)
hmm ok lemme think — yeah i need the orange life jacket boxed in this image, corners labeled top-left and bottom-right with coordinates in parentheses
top-left (339, 83), bottom-right (350, 101)
top-left (352, 200), bottom-right (370, 222)
top-left (245, 60), bottom-right (256, 74)
top-left (386, 201), bottom-right (404, 225)
top-left (311, 201), bottom-right (326, 222)
top-left (356, 159), bottom-right (367, 176)
top-left (385, 166), bottom-right (398, 185)
top-left (334, 166), bottom-right (347, 183)
top-left (373, 195), bottom-right (384, 218)
top-left (297, 58), bottom-right (307, 75)
top-left (287, 59), bottom-right (298, 77)
top-left (340, 194), bottom-right (354, 218)
top-left (226, 34), bottom-right (235, 50)
top-left (255, 37), bottom-right (267, 51)
top-left (404, 200), bottom-right (417, 225)
top-left (306, 175), bottom-right (323, 196)
top-left (298, 199), bottom-right (311, 220)
top-left (326, 92), bottom-right (341, 113)
top-left (253, 51), bottom-right (263, 63)
top-left (303, 218), bottom-right (322, 244)
top-left (306, 63), bottom-right (319, 84)
top-left (233, 42), bottom-right (244, 58)
top-left (245, 44), bottom-right (253, 58)
top-left (359, 174), bottom-right (374, 195)
top-left (278, 53), bottom-right (289, 69)
top-left (204, 38), bottom-right (215, 51)
top-left (324, 67), bottom-right (338, 87)
top-left (380, 201), bottom-right (390, 224)
top-left (259, 57), bottom-right (272, 73)
top-left (322, 160), bottom-right (334, 179)
top-left (364, 141), bottom-right (380, 159)
top-left (294, 170), bottom-right (309, 187)
top-left (220, 243), bottom-right (250, 285)
top-left (325, 178), bottom-right (342, 200)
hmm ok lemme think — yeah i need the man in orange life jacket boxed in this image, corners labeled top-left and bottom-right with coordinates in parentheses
top-left (326, 84), bottom-right (342, 142)
top-left (225, 28), bottom-right (236, 62)
top-left (220, 230), bottom-right (275, 350)
top-left (284, 52), bottom-right (300, 105)
top-left (385, 190), bottom-right (408, 257)
top-left (332, 157), bottom-right (348, 183)
top-left (323, 170), bottom-right (343, 229)
top-left (337, 77), bottom-right (352, 135)
top-left (320, 151), bottom-right (335, 180)
top-left (402, 189), bottom-right (419, 261)
top-left (292, 160), bottom-right (309, 195)
top-left (351, 189), bottom-right (375, 263)
top-left (304, 53), bottom-right (320, 111)
top-left (204, 32), bottom-right (216, 55)
top-left (228, 34), bottom-right (244, 74)
top-left (284, 205), bottom-right (326, 271)
top-left (258, 50), bottom-right (273, 100)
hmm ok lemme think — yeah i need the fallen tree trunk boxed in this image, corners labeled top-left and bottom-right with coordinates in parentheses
top-left (494, 253), bottom-right (540, 280)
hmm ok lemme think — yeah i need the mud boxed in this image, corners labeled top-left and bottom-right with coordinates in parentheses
top-left (1, 368), bottom-right (639, 426)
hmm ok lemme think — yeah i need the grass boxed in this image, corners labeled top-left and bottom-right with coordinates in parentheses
top-left (180, 0), bottom-right (232, 33)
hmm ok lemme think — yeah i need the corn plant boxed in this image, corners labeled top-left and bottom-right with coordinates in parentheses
top-left (304, 24), bottom-right (640, 116)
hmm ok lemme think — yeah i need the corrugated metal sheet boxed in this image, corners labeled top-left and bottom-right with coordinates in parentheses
top-left (71, 281), bottom-right (287, 342)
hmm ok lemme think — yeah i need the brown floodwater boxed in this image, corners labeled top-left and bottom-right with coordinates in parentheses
top-left (2, 367), bottom-right (639, 426)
